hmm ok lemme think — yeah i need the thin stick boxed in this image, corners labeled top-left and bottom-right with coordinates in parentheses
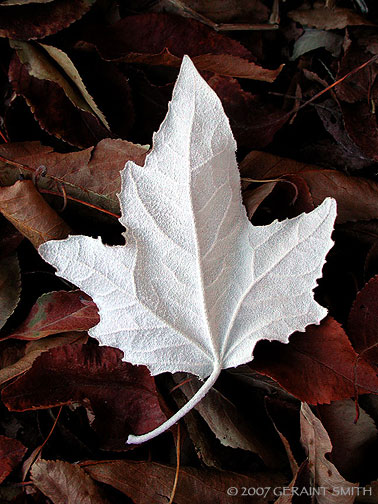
top-left (38, 189), bottom-right (120, 219)
top-left (295, 54), bottom-right (378, 114)
top-left (168, 424), bottom-right (181, 504)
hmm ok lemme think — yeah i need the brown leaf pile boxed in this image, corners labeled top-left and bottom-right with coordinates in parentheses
top-left (1, 0), bottom-right (378, 502)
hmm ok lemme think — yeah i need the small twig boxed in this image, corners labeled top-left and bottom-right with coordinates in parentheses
top-left (0, 128), bottom-right (8, 143)
top-left (170, 377), bottom-right (194, 394)
top-left (295, 54), bottom-right (378, 114)
top-left (38, 189), bottom-right (120, 219)
top-left (168, 424), bottom-right (181, 504)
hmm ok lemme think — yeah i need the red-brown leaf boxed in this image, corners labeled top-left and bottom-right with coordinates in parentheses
top-left (10, 290), bottom-right (99, 340)
top-left (0, 435), bottom-right (27, 484)
top-left (81, 459), bottom-right (285, 504)
top-left (2, 344), bottom-right (167, 450)
top-left (251, 316), bottom-right (378, 404)
top-left (348, 275), bottom-right (378, 366)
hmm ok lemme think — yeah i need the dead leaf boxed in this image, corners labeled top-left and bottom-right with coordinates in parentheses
top-left (0, 254), bottom-right (20, 330)
top-left (81, 459), bottom-right (285, 504)
top-left (31, 459), bottom-right (110, 504)
top-left (9, 53), bottom-right (110, 148)
top-left (0, 180), bottom-right (71, 248)
top-left (251, 316), bottom-right (378, 404)
top-left (291, 29), bottom-right (343, 60)
top-left (89, 13), bottom-right (283, 81)
top-left (2, 344), bottom-right (167, 450)
top-left (10, 290), bottom-right (99, 340)
top-left (0, 332), bottom-right (87, 386)
top-left (0, 0), bottom-right (94, 40)
top-left (10, 40), bottom-right (109, 129)
top-left (158, 0), bottom-right (270, 24)
top-left (207, 75), bottom-right (288, 148)
top-left (300, 403), bottom-right (357, 503)
top-left (240, 151), bottom-right (378, 223)
top-left (288, 6), bottom-right (373, 30)
top-left (0, 435), bottom-right (27, 483)
top-left (174, 373), bottom-right (283, 468)
top-left (0, 0), bottom-right (95, 40)
top-left (348, 275), bottom-right (378, 366)
top-left (318, 399), bottom-right (378, 482)
top-left (0, 139), bottom-right (148, 215)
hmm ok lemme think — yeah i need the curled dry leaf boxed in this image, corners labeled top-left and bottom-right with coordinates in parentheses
top-left (251, 316), bottom-right (378, 404)
top-left (0, 435), bottom-right (27, 484)
top-left (0, 139), bottom-right (148, 215)
top-left (0, 180), bottom-right (71, 248)
top-left (288, 6), bottom-right (372, 30)
top-left (240, 150), bottom-right (378, 223)
top-left (300, 403), bottom-right (356, 504)
top-left (2, 344), bottom-right (167, 450)
top-left (90, 13), bottom-right (283, 81)
top-left (10, 290), bottom-right (99, 340)
top-left (81, 459), bottom-right (285, 504)
top-left (39, 57), bottom-right (336, 444)
top-left (0, 254), bottom-right (21, 330)
top-left (0, 0), bottom-right (95, 40)
top-left (31, 459), bottom-right (110, 504)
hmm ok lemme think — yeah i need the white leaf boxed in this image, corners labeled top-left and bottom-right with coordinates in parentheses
top-left (39, 56), bottom-right (337, 444)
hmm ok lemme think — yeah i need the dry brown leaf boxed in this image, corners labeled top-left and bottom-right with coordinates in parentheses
top-left (240, 151), bottom-right (378, 223)
top-left (0, 180), bottom-right (71, 248)
top-left (288, 6), bottom-right (373, 30)
top-left (0, 254), bottom-right (20, 330)
top-left (301, 403), bottom-right (356, 503)
top-left (0, 140), bottom-right (147, 215)
top-left (31, 459), bottom-right (110, 504)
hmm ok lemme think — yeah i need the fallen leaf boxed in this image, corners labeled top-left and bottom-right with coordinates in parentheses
top-left (2, 344), bottom-right (167, 450)
top-left (291, 29), bottom-right (343, 60)
top-left (318, 399), bottom-right (378, 482)
top-left (243, 182), bottom-right (277, 219)
top-left (0, 0), bottom-right (95, 39)
top-left (251, 316), bottom-right (378, 404)
top-left (240, 151), bottom-right (378, 223)
top-left (10, 41), bottom-right (109, 129)
top-left (10, 290), bottom-right (99, 340)
top-left (158, 0), bottom-right (270, 24)
top-left (348, 275), bottom-right (378, 366)
top-left (39, 56), bottom-right (336, 444)
top-left (0, 332), bottom-right (88, 386)
top-left (31, 459), bottom-right (110, 504)
top-left (0, 180), bottom-right (71, 248)
top-left (0, 139), bottom-right (148, 215)
top-left (9, 53), bottom-right (110, 148)
top-left (89, 13), bottom-right (283, 81)
top-left (300, 403), bottom-right (356, 503)
top-left (288, 6), bottom-right (372, 30)
top-left (0, 435), bottom-right (27, 484)
top-left (174, 374), bottom-right (283, 468)
top-left (81, 459), bottom-right (285, 504)
top-left (207, 75), bottom-right (288, 148)
top-left (0, 254), bottom-right (20, 330)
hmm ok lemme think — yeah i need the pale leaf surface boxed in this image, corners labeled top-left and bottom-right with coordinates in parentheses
top-left (39, 56), bottom-right (336, 443)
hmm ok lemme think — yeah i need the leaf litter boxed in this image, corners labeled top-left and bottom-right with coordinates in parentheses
top-left (1, 1), bottom-right (378, 501)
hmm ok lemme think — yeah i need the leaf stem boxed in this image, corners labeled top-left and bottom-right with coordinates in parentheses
top-left (126, 365), bottom-right (221, 445)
